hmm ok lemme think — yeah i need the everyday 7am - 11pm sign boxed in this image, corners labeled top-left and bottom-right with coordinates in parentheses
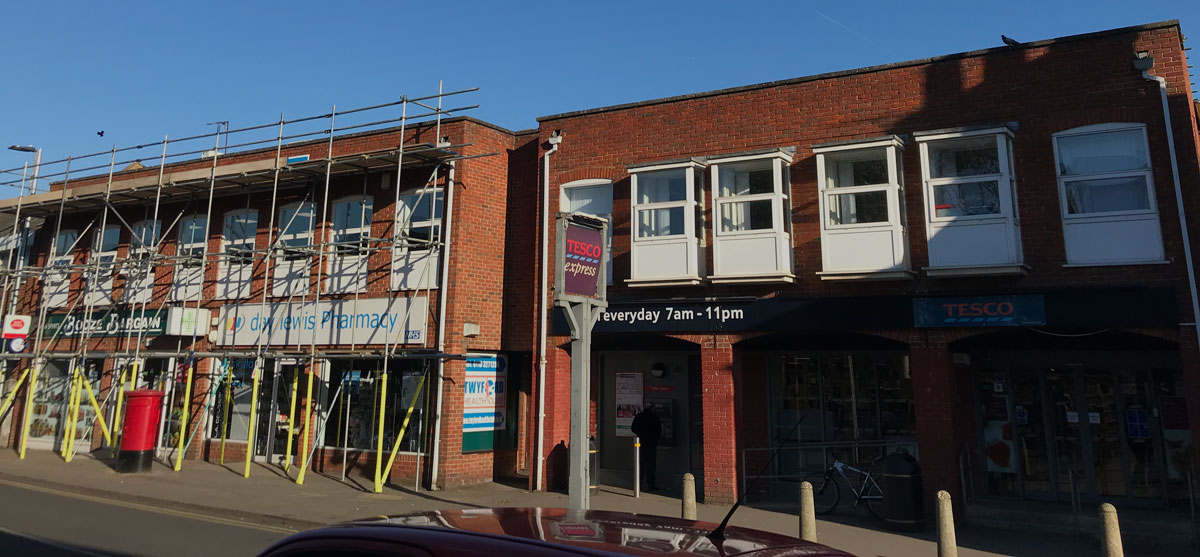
top-left (914, 295), bottom-right (1045, 327)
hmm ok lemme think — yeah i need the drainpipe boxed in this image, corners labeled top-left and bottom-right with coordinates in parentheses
top-left (535, 130), bottom-right (562, 491)
top-left (430, 159), bottom-right (456, 489)
top-left (1140, 54), bottom-right (1200, 345)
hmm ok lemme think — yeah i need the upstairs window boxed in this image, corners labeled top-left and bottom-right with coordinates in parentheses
top-left (45, 229), bottom-right (78, 307)
top-left (332, 196), bottom-right (374, 255)
top-left (562, 179), bottom-right (613, 284)
top-left (397, 189), bottom-right (442, 249)
top-left (278, 203), bottom-right (315, 260)
top-left (815, 137), bottom-right (909, 278)
top-left (926, 135), bottom-right (1005, 218)
top-left (223, 210), bottom-right (257, 264)
top-left (628, 160), bottom-right (705, 285)
top-left (1053, 123), bottom-right (1163, 265)
top-left (177, 216), bottom-right (208, 269)
top-left (709, 150), bottom-right (794, 282)
top-left (822, 147), bottom-right (895, 226)
top-left (91, 225), bottom-right (120, 273)
top-left (127, 220), bottom-right (161, 269)
top-left (635, 169), bottom-right (689, 238)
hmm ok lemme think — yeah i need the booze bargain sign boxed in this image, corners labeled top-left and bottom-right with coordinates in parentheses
top-left (562, 221), bottom-right (604, 298)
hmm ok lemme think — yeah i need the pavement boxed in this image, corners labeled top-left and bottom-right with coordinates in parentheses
top-left (0, 449), bottom-right (1140, 556)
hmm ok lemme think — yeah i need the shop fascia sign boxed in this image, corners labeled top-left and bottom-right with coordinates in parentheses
top-left (215, 296), bottom-right (428, 346)
top-left (913, 295), bottom-right (1046, 327)
top-left (44, 309), bottom-right (167, 338)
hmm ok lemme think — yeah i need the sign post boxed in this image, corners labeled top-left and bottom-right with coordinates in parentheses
top-left (554, 212), bottom-right (608, 511)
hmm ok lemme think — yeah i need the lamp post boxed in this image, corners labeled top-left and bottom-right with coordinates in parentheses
top-left (7, 145), bottom-right (40, 195)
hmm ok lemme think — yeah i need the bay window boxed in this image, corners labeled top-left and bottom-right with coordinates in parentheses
top-left (1053, 123), bottom-right (1163, 264)
top-left (391, 187), bottom-right (442, 290)
top-left (274, 202), bottom-right (314, 297)
top-left (916, 125), bottom-right (1024, 275)
top-left (328, 195), bottom-right (373, 293)
top-left (709, 149), bottom-right (795, 283)
top-left (123, 220), bottom-right (160, 303)
top-left (815, 137), bottom-right (910, 279)
top-left (561, 179), bottom-right (613, 284)
top-left (627, 160), bottom-right (705, 285)
top-left (85, 225), bottom-right (119, 306)
top-left (173, 215), bottom-right (207, 301)
top-left (217, 210), bottom-right (257, 300)
top-left (45, 229), bottom-right (77, 308)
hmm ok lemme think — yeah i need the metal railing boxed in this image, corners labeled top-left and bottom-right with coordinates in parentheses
top-left (741, 439), bottom-right (918, 504)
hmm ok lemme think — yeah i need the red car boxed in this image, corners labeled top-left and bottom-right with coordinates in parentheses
top-left (258, 507), bottom-right (854, 556)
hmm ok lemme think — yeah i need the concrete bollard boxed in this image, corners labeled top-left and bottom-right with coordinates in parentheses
top-left (799, 481), bottom-right (817, 542)
top-left (937, 490), bottom-right (957, 557)
top-left (1100, 503), bottom-right (1123, 557)
top-left (681, 473), bottom-right (697, 520)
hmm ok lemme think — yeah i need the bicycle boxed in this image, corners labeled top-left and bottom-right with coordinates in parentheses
top-left (803, 459), bottom-right (885, 519)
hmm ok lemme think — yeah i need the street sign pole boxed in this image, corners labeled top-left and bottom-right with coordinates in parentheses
top-left (554, 212), bottom-right (608, 511)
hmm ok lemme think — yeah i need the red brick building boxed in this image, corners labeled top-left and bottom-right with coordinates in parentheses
top-left (531, 20), bottom-right (1200, 513)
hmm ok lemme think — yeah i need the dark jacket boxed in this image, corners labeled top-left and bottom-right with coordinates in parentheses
top-left (630, 407), bottom-right (661, 443)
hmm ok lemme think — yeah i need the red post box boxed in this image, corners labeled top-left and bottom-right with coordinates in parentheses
top-left (117, 390), bottom-right (165, 473)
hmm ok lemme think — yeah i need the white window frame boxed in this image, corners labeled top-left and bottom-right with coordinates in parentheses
top-left (221, 210), bottom-right (258, 264)
top-left (1052, 123), bottom-right (1157, 221)
top-left (918, 127), bottom-right (1016, 225)
top-left (173, 215), bottom-right (207, 301)
top-left (274, 201), bottom-right (315, 297)
top-left (561, 178), bottom-right (614, 285)
top-left (218, 209), bottom-right (258, 300)
top-left (628, 160), bottom-right (706, 285)
top-left (123, 219), bottom-right (161, 302)
top-left (391, 186), bottom-right (443, 291)
top-left (46, 229), bottom-right (78, 308)
top-left (708, 150), bottom-right (795, 282)
top-left (86, 224), bottom-right (120, 305)
top-left (814, 137), bottom-right (910, 277)
top-left (327, 195), bottom-right (373, 294)
top-left (330, 195), bottom-right (374, 257)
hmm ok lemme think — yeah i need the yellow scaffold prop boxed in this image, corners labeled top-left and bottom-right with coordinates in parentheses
top-left (0, 367), bottom-right (31, 422)
top-left (284, 368), bottom-right (298, 472)
top-left (173, 359), bottom-right (195, 471)
top-left (243, 358), bottom-right (263, 478)
top-left (219, 363), bottom-right (232, 464)
top-left (59, 366), bottom-right (113, 463)
top-left (18, 361), bottom-right (40, 459)
top-left (110, 361), bottom-right (137, 456)
top-left (296, 360), bottom-right (317, 485)
top-left (375, 373), bottom-right (426, 493)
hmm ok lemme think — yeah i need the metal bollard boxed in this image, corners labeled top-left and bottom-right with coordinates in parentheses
top-left (682, 473), bottom-right (697, 520)
top-left (634, 436), bottom-right (641, 498)
top-left (799, 481), bottom-right (817, 542)
top-left (937, 490), bottom-right (957, 557)
top-left (1100, 503), bottom-right (1124, 557)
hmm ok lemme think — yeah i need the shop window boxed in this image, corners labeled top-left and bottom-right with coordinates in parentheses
top-left (85, 224), bottom-right (119, 306)
top-left (217, 210), bottom-right (257, 300)
top-left (561, 179), bottom-right (614, 284)
top-left (391, 187), bottom-right (442, 290)
top-left (709, 150), bottom-right (795, 283)
top-left (327, 195), bottom-right (373, 294)
top-left (123, 220), bottom-right (160, 304)
top-left (627, 160), bottom-right (705, 286)
top-left (815, 137), bottom-right (910, 279)
top-left (273, 202), bottom-right (314, 297)
top-left (323, 360), bottom-right (428, 454)
top-left (1052, 123), bottom-right (1164, 265)
top-left (172, 215), bottom-right (207, 301)
top-left (45, 229), bottom-right (77, 308)
top-left (916, 126), bottom-right (1023, 275)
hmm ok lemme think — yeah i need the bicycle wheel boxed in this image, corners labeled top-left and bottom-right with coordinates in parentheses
top-left (862, 477), bottom-right (885, 520)
top-left (802, 472), bottom-right (839, 515)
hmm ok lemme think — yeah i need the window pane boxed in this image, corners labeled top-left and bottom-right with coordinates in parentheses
top-left (637, 207), bottom-right (684, 237)
top-left (180, 217), bottom-right (207, 245)
top-left (55, 231), bottom-right (77, 257)
top-left (400, 191), bottom-right (443, 223)
top-left (720, 199), bottom-right (773, 232)
top-left (934, 181), bottom-right (1000, 217)
top-left (281, 204), bottom-right (314, 236)
top-left (825, 148), bottom-right (888, 188)
top-left (930, 136), bottom-right (1000, 178)
top-left (132, 221), bottom-right (161, 250)
top-left (564, 184), bottom-right (613, 215)
top-left (334, 198), bottom-right (373, 231)
top-left (224, 212), bottom-right (256, 245)
top-left (636, 170), bottom-right (686, 203)
top-left (97, 226), bottom-right (119, 252)
top-left (718, 161), bottom-right (774, 197)
top-left (1064, 176), bottom-right (1150, 214)
top-left (1057, 129), bottom-right (1148, 175)
top-left (829, 191), bottom-right (889, 225)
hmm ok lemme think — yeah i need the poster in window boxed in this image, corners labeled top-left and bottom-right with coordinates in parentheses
top-left (615, 372), bottom-right (643, 437)
top-left (982, 394), bottom-right (1015, 474)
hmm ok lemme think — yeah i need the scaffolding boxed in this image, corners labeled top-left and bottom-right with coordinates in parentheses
top-left (0, 83), bottom-right (487, 492)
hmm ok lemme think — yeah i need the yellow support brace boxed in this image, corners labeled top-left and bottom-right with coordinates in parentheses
top-left (79, 369), bottom-right (112, 447)
top-left (373, 370), bottom-right (388, 493)
top-left (381, 375), bottom-right (425, 484)
top-left (284, 368), bottom-right (298, 472)
top-left (111, 368), bottom-right (128, 453)
top-left (220, 365), bottom-right (231, 465)
top-left (243, 360), bottom-right (262, 478)
top-left (0, 367), bottom-right (30, 419)
top-left (174, 361), bottom-right (195, 471)
top-left (296, 363), bottom-right (316, 485)
top-left (63, 371), bottom-right (81, 462)
top-left (19, 362), bottom-right (39, 459)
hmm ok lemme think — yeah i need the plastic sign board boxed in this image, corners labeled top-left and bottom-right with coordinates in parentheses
top-left (463, 354), bottom-right (507, 433)
top-left (913, 295), bottom-right (1045, 327)
top-left (165, 307), bottom-right (211, 336)
top-left (562, 221), bottom-right (604, 298)
top-left (2, 315), bottom-right (31, 339)
top-left (44, 309), bottom-right (166, 338)
top-left (216, 297), bottom-right (427, 346)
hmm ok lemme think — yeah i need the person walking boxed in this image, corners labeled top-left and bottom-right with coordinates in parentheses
top-left (631, 405), bottom-right (661, 491)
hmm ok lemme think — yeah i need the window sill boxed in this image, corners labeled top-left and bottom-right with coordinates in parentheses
top-left (709, 272), bottom-right (795, 285)
top-left (924, 264), bottom-right (1028, 277)
top-left (1062, 260), bottom-right (1170, 268)
top-left (625, 276), bottom-right (704, 287)
top-left (817, 269), bottom-right (915, 281)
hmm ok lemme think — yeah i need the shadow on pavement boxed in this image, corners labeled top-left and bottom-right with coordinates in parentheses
top-left (385, 484), bottom-right (488, 509)
top-left (0, 529), bottom-right (130, 557)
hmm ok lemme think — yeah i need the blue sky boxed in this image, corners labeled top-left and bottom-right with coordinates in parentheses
top-left (1, 1), bottom-right (1197, 193)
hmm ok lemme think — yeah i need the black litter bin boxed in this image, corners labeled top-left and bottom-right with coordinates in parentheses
top-left (882, 449), bottom-right (923, 531)
top-left (589, 436), bottom-right (598, 495)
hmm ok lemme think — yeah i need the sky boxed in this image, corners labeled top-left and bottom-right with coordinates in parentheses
top-left (1, 1), bottom-right (1198, 194)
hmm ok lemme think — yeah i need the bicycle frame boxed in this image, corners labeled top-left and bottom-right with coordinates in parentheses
top-left (831, 460), bottom-right (883, 507)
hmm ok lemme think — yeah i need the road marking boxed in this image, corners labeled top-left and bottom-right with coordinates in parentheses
top-left (0, 477), bottom-right (298, 535)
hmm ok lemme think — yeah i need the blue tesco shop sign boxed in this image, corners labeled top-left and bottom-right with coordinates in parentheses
top-left (913, 295), bottom-right (1045, 328)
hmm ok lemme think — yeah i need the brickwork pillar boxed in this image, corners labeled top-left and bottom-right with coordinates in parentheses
top-left (701, 338), bottom-right (737, 504)
top-left (1177, 330), bottom-right (1200, 470)
top-left (909, 331), bottom-right (967, 514)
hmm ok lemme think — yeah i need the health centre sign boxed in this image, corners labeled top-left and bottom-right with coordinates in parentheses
top-left (216, 297), bottom-right (427, 346)
top-left (463, 354), bottom-right (507, 433)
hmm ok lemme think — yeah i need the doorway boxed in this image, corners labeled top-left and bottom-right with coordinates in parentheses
top-left (24, 358), bottom-right (104, 453)
top-left (209, 358), bottom-right (315, 467)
